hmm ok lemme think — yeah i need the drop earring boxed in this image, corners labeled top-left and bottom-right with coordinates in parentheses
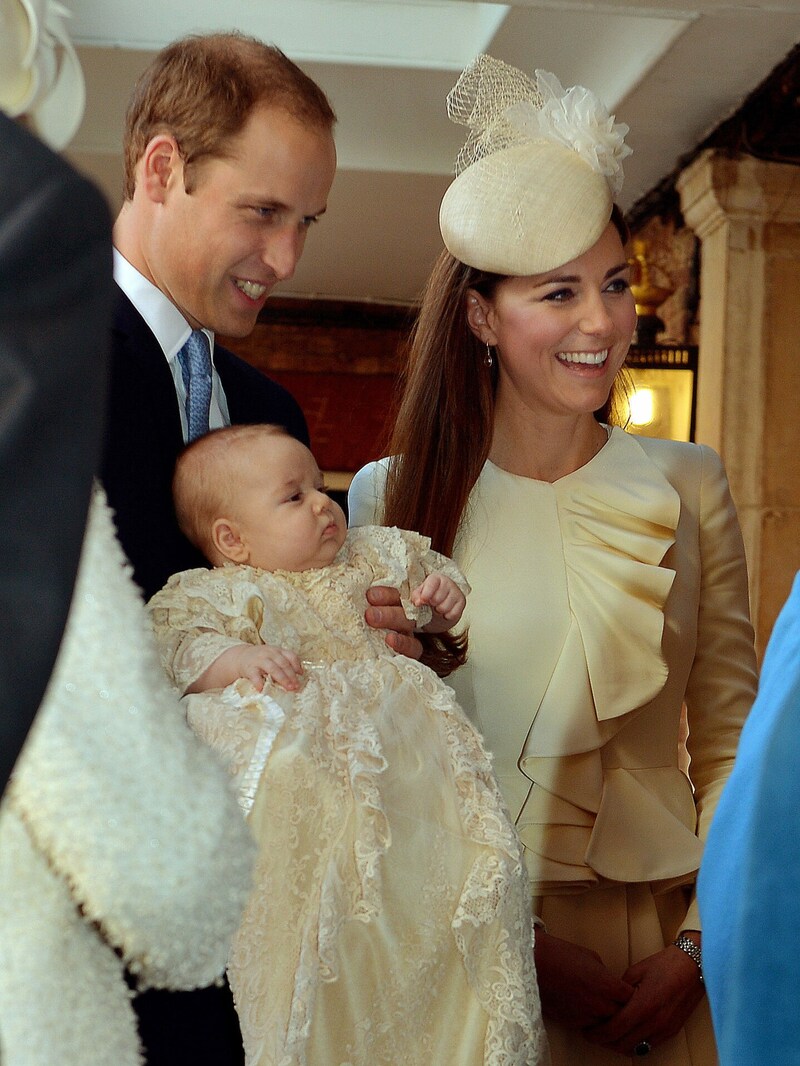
top-left (485, 342), bottom-right (493, 368)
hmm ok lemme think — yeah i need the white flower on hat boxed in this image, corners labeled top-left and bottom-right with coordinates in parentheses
top-left (505, 70), bottom-right (631, 198)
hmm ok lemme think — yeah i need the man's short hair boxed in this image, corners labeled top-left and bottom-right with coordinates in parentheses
top-left (122, 32), bottom-right (336, 200)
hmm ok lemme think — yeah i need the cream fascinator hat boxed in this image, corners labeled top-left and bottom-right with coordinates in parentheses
top-left (0, 0), bottom-right (85, 149)
top-left (439, 54), bottom-right (632, 276)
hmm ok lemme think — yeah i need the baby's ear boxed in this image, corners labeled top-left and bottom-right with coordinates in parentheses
top-left (211, 518), bottom-right (249, 564)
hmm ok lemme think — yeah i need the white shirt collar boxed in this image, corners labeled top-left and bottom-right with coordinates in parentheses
top-left (113, 248), bottom-right (215, 363)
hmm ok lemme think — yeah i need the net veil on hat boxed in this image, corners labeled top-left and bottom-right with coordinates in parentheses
top-left (439, 54), bottom-right (632, 276)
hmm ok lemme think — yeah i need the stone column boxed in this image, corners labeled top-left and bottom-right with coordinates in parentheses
top-left (677, 150), bottom-right (800, 654)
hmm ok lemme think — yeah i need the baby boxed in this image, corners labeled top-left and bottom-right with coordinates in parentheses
top-left (149, 424), bottom-right (546, 1066)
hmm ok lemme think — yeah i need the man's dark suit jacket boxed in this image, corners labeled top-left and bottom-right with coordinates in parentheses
top-left (0, 114), bottom-right (112, 795)
top-left (101, 288), bottom-right (309, 601)
top-left (100, 287), bottom-right (309, 1066)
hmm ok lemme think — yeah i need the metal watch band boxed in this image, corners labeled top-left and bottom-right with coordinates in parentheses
top-left (673, 933), bottom-right (703, 982)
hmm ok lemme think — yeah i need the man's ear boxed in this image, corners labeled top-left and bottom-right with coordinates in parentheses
top-left (465, 288), bottom-right (496, 346)
top-left (211, 518), bottom-right (249, 564)
top-left (139, 134), bottom-right (183, 205)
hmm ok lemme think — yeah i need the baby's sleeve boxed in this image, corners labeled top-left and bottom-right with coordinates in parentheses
top-left (148, 571), bottom-right (266, 694)
top-left (350, 526), bottom-right (470, 627)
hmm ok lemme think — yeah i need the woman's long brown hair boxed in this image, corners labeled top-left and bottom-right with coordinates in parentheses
top-left (380, 253), bottom-right (499, 674)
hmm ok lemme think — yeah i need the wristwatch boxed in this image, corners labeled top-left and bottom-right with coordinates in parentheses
top-left (673, 933), bottom-right (703, 983)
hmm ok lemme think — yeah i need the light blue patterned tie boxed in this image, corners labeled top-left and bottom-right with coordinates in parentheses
top-left (177, 330), bottom-right (213, 442)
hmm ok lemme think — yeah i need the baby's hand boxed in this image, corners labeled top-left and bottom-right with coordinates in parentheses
top-left (235, 644), bottom-right (303, 692)
top-left (187, 642), bottom-right (303, 694)
top-left (411, 573), bottom-right (466, 633)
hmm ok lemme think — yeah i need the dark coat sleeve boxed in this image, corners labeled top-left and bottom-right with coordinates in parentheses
top-left (0, 115), bottom-right (112, 793)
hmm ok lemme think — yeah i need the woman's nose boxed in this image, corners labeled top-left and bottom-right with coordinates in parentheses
top-left (579, 292), bottom-right (614, 336)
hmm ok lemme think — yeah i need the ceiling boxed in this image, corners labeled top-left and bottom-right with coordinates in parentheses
top-left (66, 0), bottom-right (800, 305)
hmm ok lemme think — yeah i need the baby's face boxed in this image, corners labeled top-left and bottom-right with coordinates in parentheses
top-left (229, 435), bottom-right (347, 571)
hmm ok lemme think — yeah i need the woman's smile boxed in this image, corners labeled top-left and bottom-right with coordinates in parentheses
top-left (556, 348), bottom-right (609, 366)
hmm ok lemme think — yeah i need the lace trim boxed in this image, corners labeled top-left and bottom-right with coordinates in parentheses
top-left (233, 688), bottom-right (287, 819)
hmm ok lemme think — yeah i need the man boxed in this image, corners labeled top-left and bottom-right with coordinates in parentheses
top-left (102, 33), bottom-right (420, 1065)
top-left (104, 33), bottom-right (333, 600)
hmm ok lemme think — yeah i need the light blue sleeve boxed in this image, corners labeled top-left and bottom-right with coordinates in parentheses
top-left (698, 570), bottom-right (800, 1065)
top-left (347, 458), bottom-right (390, 527)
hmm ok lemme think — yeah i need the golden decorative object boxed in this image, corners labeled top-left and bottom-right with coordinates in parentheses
top-left (629, 239), bottom-right (674, 318)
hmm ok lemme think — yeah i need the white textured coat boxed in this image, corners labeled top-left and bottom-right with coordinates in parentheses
top-left (0, 489), bottom-right (256, 1065)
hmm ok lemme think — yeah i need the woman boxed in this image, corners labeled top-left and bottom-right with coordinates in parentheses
top-left (349, 55), bottom-right (757, 1065)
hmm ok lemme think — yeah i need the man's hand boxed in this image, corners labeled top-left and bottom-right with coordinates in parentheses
top-left (365, 586), bottom-right (422, 660)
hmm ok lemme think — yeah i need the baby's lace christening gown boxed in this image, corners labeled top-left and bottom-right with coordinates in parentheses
top-left (150, 526), bottom-right (548, 1066)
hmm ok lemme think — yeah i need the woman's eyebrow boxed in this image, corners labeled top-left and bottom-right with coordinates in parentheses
top-left (536, 260), bottom-right (629, 286)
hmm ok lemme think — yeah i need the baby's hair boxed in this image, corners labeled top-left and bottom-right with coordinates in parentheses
top-left (173, 424), bottom-right (290, 563)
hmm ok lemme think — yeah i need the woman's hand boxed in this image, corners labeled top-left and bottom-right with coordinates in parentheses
top-left (365, 586), bottom-right (423, 659)
top-left (534, 930), bottom-right (635, 1030)
top-left (582, 944), bottom-right (705, 1056)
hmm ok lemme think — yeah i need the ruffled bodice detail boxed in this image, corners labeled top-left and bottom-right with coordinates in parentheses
top-left (523, 427), bottom-right (680, 749)
top-left (453, 430), bottom-right (704, 895)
